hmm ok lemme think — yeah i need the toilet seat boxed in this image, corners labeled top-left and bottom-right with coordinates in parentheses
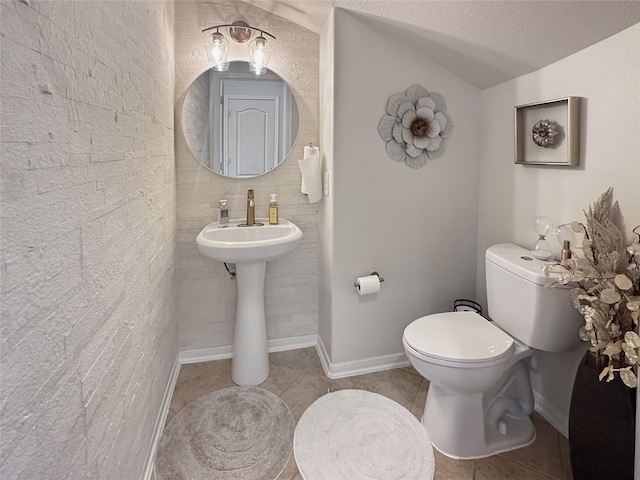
top-left (403, 312), bottom-right (514, 367)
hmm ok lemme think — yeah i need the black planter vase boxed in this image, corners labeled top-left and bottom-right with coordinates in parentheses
top-left (569, 352), bottom-right (637, 479)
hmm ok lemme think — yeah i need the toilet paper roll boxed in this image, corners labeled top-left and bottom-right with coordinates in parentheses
top-left (298, 146), bottom-right (323, 204)
top-left (355, 275), bottom-right (381, 295)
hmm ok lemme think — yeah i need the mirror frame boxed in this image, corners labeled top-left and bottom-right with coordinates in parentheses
top-left (180, 62), bottom-right (300, 178)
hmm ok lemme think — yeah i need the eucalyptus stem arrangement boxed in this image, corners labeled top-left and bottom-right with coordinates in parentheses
top-left (544, 189), bottom-right (640, 388)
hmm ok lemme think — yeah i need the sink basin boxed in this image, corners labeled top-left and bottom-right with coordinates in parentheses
top-left (197, 218), bottom-right (302, 264)
top-left (195, 217), bottom-right (302, 386)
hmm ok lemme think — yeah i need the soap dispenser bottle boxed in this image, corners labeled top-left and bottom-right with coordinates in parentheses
top-left (269, 194), bottom-right (278, 225)
top-left (217, 200), bottom-right (229, 227)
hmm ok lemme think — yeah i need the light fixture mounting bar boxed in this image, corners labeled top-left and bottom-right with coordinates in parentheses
top-left (202, 23), bottom-right (276, 40)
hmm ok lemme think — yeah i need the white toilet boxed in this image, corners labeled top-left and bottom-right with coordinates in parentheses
top-left (403, 243), bottom-right (583, 459)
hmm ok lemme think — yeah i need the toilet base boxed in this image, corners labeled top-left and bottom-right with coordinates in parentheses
top-left (423, 384), bottom-right (536, 460)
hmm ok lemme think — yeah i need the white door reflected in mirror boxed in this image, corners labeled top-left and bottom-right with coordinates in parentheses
top-left (226, 97), bottom-right (277, 177)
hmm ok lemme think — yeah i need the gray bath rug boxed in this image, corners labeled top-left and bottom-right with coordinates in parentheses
top-left (155, 386), bottom-right (294, 480)
top-left (294, 389), bottom-right (435, 480)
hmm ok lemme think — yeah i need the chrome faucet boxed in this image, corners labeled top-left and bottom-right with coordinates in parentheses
top-left (239, 189), bottom-right (263, 227)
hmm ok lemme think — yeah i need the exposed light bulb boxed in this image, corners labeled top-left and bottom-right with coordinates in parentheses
top-left (211, 35), bottom-right (225, 62)
top-left (249, 35), bottom-right (271, 75)
top-left (206, 31), bottom-right (229, 71)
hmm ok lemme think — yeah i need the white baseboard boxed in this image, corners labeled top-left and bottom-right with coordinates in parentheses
top-left (533, 390), bottom-right (569, 438)
top-left (179, 344), bottom-right (233, 364)
top-left (142, 355), bottom-right (181, 480)
top-left (316, 335), bottom-right (410, 379)
top-left (179, 334), bottom-right (318, 364)
top-left (267, 334), bottom-right (318, 352)
top-left (315, 335), bottom-right (332, 377)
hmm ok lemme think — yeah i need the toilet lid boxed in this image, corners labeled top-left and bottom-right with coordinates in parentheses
top-left (404, 312), bottom-right (514, 363)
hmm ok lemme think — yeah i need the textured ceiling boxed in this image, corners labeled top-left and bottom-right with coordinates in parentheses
top-left (241, 0), bottom-right (640, 89)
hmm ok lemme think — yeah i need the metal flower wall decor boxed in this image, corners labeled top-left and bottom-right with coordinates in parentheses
top-left (378, 85), bottom-right (454, 170)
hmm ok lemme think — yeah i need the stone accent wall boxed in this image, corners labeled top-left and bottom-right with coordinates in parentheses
top-left (175, 0), bottom-right (320, 351)
top-left (0, 1), bottom-right (177, 479)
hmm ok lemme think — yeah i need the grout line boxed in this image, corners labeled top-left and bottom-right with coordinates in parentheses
top-left (409, 378), bottom-right (425, 418)
top-left (277, 377), bottom-right (299, 399)
top-left (501, 457), bottom-right (560, 479)
top-left (399, 366), bottom-right (422, 378)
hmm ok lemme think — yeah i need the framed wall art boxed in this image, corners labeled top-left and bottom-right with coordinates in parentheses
top-left (515, 96), bottom-right (580, 166)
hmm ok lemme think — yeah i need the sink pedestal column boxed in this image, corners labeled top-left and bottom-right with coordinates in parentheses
top-left (232, 261), bottom-right (269, 385)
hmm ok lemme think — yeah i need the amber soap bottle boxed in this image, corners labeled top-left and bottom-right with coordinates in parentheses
top-left (269, 194), bottom-right (278, 225)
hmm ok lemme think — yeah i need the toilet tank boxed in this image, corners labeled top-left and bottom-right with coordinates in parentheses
top-left (485, 243), bottom-right (583, 352)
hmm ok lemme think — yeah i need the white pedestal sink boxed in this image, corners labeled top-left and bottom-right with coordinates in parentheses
top-left (196, 218), bottom-right (302, 385)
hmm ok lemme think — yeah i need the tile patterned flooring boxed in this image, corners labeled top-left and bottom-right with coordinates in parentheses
top-left (164, 347), bottom-right (574, 480)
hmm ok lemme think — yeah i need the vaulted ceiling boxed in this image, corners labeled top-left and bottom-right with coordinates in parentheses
top-left (241, 0), bottom-right (640, 89)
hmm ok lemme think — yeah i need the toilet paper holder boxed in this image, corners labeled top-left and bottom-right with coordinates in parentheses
top-left (354, 271), bottom-right (384, 288)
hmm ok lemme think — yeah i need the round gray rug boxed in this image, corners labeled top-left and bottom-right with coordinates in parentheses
top-left (294, 390), bottom-right (435, 480)
top-left (155, 386), bottom-right (294, 480)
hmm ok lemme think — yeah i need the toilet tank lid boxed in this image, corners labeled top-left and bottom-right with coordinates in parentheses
top-left (404, 312), bottom-right (514, 363)
top-left (486, 243), bottom-right (558, 286)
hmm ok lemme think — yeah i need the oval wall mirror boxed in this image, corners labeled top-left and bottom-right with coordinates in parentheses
top-left (181, 61), bottom-right (299, 178)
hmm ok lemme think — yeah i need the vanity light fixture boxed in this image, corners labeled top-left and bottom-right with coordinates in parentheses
top-left (203, 21), bottom-right (275, 74)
